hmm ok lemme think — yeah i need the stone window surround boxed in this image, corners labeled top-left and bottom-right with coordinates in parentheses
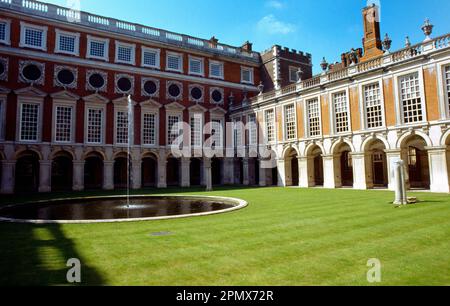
top-left (52, 99), bottom-right (76, 144)
top-left (53, 65), bottom-right (78, 89)
top-left (86, 35), bottom-right (110, 61)
top-left (0, 18), bottom-right (11, 45)
top-left (16, 97), bottom-right (43, 143)
top-left (19, 21), bottom-right (48, 51)
top-left (115, 41), bottom-right (136, 65)
top-left (55, 29), bottom-right (80, 56)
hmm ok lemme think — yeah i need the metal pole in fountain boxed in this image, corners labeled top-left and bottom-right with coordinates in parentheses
top-left (393, 160), bottom-right (408, 205)
top-left (127, 95), bottom-right (134, 215)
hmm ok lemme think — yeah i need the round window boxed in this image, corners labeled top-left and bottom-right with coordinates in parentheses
top-left (0, 62), bottom-right (5, 75)
top-left (168, 83), bottom-right (181, 98)
top-left (57, 69), bottom-right (75, 86)
top-left (117, 77), bottom-right (132, 93)
top-left (88, 73), bottom-right (105, 89)
top-left (143, 80), bottom-right (157, 95)
top-left (22, 64), bottom-right (42, 82)
top-left (190, 87), bottom-right (202, 100)
top-left (211, 89), bottom-right (223, 103)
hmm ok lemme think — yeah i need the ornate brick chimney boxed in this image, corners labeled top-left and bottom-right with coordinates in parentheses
top-left (360, 4), bottom-right (384, 62)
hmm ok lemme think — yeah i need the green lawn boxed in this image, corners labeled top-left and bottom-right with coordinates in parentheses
top-left (1, 187), bottom-right (450, 286)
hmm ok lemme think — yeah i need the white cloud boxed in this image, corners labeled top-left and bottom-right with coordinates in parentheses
top-left (266, 0), bottom-right (284, 9)
top-left (256, 14), bottom-right (296, 35)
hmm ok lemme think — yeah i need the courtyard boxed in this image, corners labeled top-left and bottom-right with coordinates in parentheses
top-left (1, 187), bottom-right (449, 286)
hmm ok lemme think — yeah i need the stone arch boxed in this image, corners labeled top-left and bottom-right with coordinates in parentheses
top-left (330, 139), bottom-right (355, 155)
top-left (397, 130), bottom-right (432, 149)
top-left (399, 134), bottom-right (430, 189)
top-left (15, 150), bottom-right (40, 193)
top-left (15, 148), bottom-right (43, 161)
top-left (304, 142), bottom-right (326, 157)
top-left (282, 145), bottom-right (301, 159)
top-left (440, 129), bottom-right (450, 147)
top-left (361, 135), bottom-right (390, 152)
top-left (84, 150), bottom-right (106, 161)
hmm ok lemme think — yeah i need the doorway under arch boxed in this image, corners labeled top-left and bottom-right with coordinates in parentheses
top-left (84, 152), bottom-right (104, 190)
top-left (284, 148), bottom-right (299, 186)
top-left (166, 156), bottom-right (180, 186)
top-left (142, 154), bottom-right (157, 188)
top-left (190, 158), bottom-right (202, 186)
top-left (401, 135), bottom-right (430, 189)
top-left (15, 151), bottom-right (40, 193)
top-left (51, 151), bottom-right (73, 191)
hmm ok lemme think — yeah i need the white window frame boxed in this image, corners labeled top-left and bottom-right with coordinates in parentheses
top-left (393, 68), bottom-right (427, 126)
top-left (329, 87), bottom-right (351, 135)
top-left (247, 113), bottom-right (257, 146)
top-left (304, 96), bottom-right (322, 138)
top-left (55, 29), bottom-right (80, 56)
top-left (115, 41), bottom-right (136, 65)
top-left (19, 22), bottom-right (47, 51)
top-left (114, 107), bottom-right (130, 145)
top-left (166, 111), bottom-right (183, 146)
top-left (0, 18), bottom-right (11, 45)
top-left (188, 56), bottom-right (204, 77)
top-left (86, 35), bottom-right (110, 61)
top-left (141, 47), bottom-right (160, 69)
top-left (189, 112), bottom-right (203, 148)
top-left (436, 61), bottom-right (450, 120)
top-left (241, 66), bottom-right (254, 84)
top-left (166, 51), bottom-right (183, 73)
top-left (209, 60), bottom-right (224, 80)
top-left (283, 103), bottom-right (297, 141)
top-left (84, 105), bottom-right (105, 145)
top-left (17, 98), bottom-right (42, 143)
top-left (141, 109), bottom-right (159, 147)
top-left (289, 66), bottom-right (299, 83)
top-left (210, 116), bottom-right (224, 148)
top-left (264, 108), bottom-right (276, 144)
top-left (52, 100), bottom-right (76, 144)
top-left (359, 79), bottom-right (386, 130)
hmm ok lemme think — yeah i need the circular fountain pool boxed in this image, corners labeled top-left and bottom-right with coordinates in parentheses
top-left (0, 195), bottom-right (248, 224)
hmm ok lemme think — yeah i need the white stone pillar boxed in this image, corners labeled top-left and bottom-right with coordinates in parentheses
top-left (157, 156), bottom-right (167, 188)
top-left (103, 161), bottom-right (114, 190)
top-left (385, 149), bottom-right (402, 191)
top-left (427, 147), bottom-right (450, 193)
top-left (323, 155), bottom-right (337, 189)
top-left (298, 157), bottom-right (309, 188)
top-left (276, 159), bottom-right (286, 187)
top-left (243, 158), bottom-right (250, 185)
top-left (181, 157), bottom-right (190, 188)
top-left (0, 160), bottom-right (15, 194)
top-left (72, 160), bottom-right (85, 191)
top-left (204, 158), bottom-right (212, 191)
top-left (352, 152), bottom-right (368, 190)
top-left (38, 160), bottom-right (52, 193)
top-left (131, 159), bottom-right (142, 190)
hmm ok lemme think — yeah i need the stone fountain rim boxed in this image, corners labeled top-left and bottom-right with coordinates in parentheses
top-left (0, 195), bottom-right (248, 225)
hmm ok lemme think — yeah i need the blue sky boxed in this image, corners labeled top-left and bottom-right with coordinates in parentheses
top-left (41, 0), bottom-right (450, 73)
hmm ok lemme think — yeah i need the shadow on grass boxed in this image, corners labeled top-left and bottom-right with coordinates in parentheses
top-left (0, 223), bottom-right (104, 286)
